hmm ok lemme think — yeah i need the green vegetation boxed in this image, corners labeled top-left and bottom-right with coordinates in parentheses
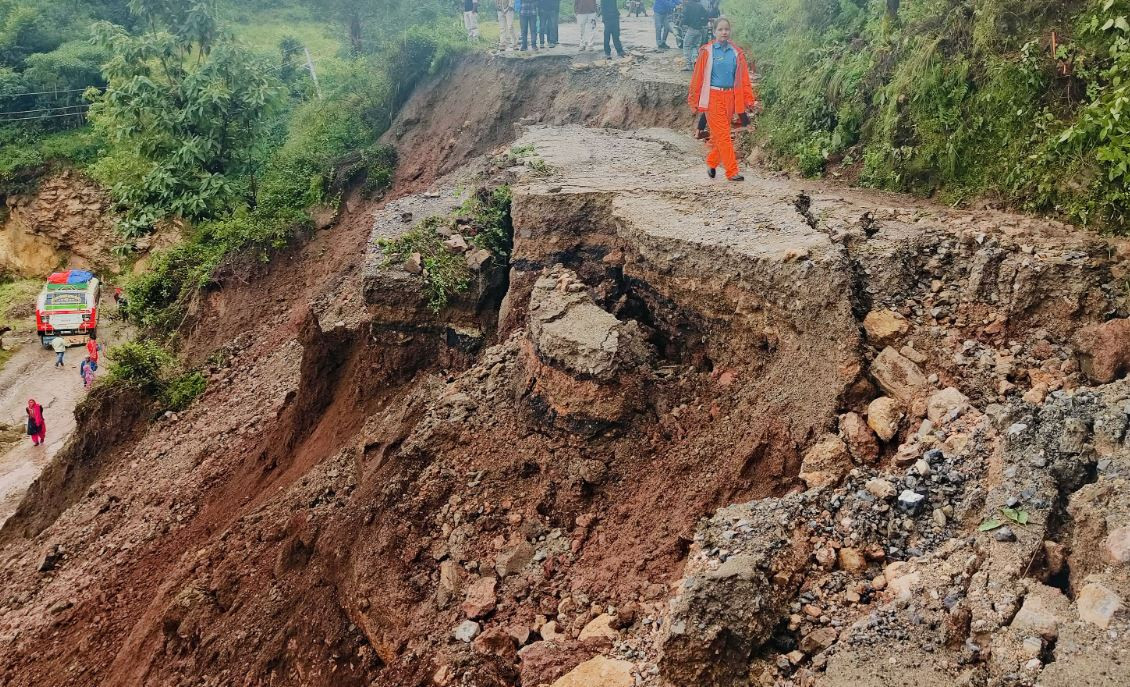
top-left (105, 339), bottom-right (206, 411)
top-left (0, 277), bottom-right (38, 332)
top-left (379, 186), bottom-right (513, 313)
top-left (729, 0), bottom-right (1130, 232)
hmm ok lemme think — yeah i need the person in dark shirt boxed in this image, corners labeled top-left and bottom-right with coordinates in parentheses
top-left (519, 0), bottom-right (539, 50)
top-left (538, 0), bottom-right (558, 47)
top-left (601, 0), bottom-right (626, 58)
top-left (681, 0), bottom-right (711, 70)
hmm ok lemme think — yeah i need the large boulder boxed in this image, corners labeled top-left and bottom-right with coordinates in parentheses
top-left (1075, 318), bottom-right (1130, 384)
top-left (862, 309), bottom-right (909, 346)
top-left (522, 267), bottom-right (653, 433)
top-left (870, 347), bottom-right (928, 404)
top-left (549, 656), bottom-right (634, 687)
top-left (866, 396), bottom-right (903, 442)
top-left (799, 434), bottom-right (853, 488)
top-left (658, 498), bottom-right (809, 687)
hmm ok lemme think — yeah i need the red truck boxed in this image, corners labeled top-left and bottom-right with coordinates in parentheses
top-left (35, 270), bottom-right (101, 347)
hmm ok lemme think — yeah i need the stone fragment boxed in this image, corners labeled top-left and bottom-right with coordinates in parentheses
top-left (1077, 582), bottom-right (1123, 628)
top-left (1022, 383), bottom-right (1048, 405)
top-left (865, 478), bottom-right (896, 500)
top-left (454, 620), bottom-right (481, 642)
top-left (799, 434), bottom-right (852, 487)
top-left (814, 547), bottom-right (837, 568)
top-left (866, 396), bottom-right (903, 442)
top-left (863, 309), bottom-right (909, 345)
top-left (994, 526), bottom-right (1017, 542)
top-left (926, 386), bottom-right (969, 423)
top-left (443, 234), bottom-right (469, 253)
top-left (474, 626), bottom-right (518, 660)
top-left (550, 656), bottom-right (634, 687)
top-left (508, 624), bottom-right (532, 646)
top-left (496, 541), bottom-right (535, 577)
top-left (466, 247), bottom-right (492, 271)
top-left (900, 344), bottom-right (927, 364)
top-left (540, 619), bottom-right (565, 641)
top-left (1103, 526), bottom-right (1130, 565)
top-left (1010, 586), bottom-right (1068, 640)
top-left (1075, 317), bottom-right (1130, 383)
top-left (1021, 637), bottom-right (1043, 659)
top-left (839, 412), bottom-right (879, 464)
top-left (870, 347), bottom-right (928, 403)
top-left (897, 490), bottom-right (924, 515)
top-left (578, 613), bottom-right (619, 641)
top-left (798, 627), bottom-right (837, 654)
top-left (402, 252), bottom-right (423, 274)
top-left (837, 548), bottom-right (867, 575)
top-left (436, 560), bottom-right (464, 607)
top-left (461, 576), bottom-right (497, 619)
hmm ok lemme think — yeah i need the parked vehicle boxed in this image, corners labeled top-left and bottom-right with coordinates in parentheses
top-left (35, 270), bottom-right (101, 348)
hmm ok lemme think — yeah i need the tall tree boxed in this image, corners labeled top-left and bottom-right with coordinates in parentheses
top-left (88, 0), bottom-right (281, 237)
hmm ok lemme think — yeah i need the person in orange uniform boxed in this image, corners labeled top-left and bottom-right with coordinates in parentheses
top-left (687, 17), bottom-right (757, 181)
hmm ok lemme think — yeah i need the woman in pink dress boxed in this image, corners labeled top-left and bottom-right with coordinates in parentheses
top-left (26, 399), bottom-right (46, 446)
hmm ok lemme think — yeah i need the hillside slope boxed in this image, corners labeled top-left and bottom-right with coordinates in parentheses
top-left (1, 18), bottom-right (1129, 687)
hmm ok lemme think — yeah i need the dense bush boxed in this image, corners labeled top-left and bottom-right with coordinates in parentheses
top-left (106, 339), bottom-right (207, 411)
top-left (125, 24), bottom-right (466, 333)
top-left (728, 0), bottom-right (1130, 232)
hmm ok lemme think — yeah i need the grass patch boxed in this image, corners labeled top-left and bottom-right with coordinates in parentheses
top-left (228, 5), bottom-right (343, 58)
top-left (379, 185), bottom-right (512, 313)
top-left (0, 279), bottom-right (41, 333)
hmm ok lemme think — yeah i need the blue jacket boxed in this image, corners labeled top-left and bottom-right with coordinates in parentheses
top-left (654, 0), bottom-right (678, 14)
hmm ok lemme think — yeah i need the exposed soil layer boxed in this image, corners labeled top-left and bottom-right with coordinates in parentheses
top-left (1, 30), bottom-right (1129, 687)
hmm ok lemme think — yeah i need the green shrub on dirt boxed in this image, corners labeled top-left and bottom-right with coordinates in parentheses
top-left (106, 339), bottom-right (207, 411)
top-left (728, 0), bottom-right (1130, 232)
top-left (379, 186), bottom-right (512, 313)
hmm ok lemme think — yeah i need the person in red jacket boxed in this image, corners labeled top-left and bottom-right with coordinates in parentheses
top-left (687, 18), bottom-right (757, 181)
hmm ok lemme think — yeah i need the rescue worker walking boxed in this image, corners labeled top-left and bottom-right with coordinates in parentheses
top-left (687, 17), bottom-right (756, 181)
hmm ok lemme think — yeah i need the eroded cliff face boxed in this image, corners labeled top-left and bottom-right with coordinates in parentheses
top-left (0, 171), bottom-right (119, 275)
top-left (0, 48), bottom-right (1129, 687)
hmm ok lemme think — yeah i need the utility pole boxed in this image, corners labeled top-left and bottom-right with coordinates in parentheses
top-left (304, 47), bottom-right (322, 100)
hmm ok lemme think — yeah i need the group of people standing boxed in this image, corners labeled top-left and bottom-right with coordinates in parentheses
top-left (489, 0), bottom-right (624, 56)
top-left (469, 1), bottom-right (756, 182)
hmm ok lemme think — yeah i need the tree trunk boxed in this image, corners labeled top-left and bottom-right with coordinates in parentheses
top-left (886, 0), bottom-right (899, 20)
top-left (349, 13), bottom-right (363, 55)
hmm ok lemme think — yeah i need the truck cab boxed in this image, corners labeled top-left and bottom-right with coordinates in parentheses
top-left (35, 270), bottom-right (101, 347)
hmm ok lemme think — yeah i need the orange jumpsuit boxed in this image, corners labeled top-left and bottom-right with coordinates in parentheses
top-left (687, 42), bottom-right (757, 179)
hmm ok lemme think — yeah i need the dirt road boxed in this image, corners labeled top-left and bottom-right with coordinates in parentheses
top-left (0, 306), bottom-right (130, 526)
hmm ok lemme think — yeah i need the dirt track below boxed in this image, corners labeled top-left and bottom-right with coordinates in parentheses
top-left (0, 304), bottom-right (130, 526)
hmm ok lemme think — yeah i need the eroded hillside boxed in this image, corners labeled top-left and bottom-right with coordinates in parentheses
top-left (1, 39), bottom-right (1129, 687)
